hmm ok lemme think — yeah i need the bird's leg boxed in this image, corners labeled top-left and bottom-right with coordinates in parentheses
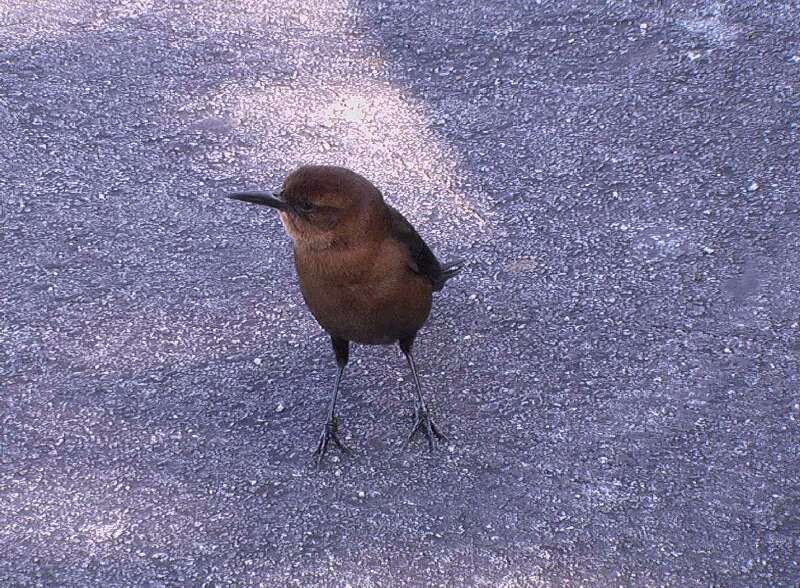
top-left (313, 336), bottom-right (350, 466)
top-left (399, 336), bottom-right (447, 450)
top-left (314, 367), bottom-right (348, 462)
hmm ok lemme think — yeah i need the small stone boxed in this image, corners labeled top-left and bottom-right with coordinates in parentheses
top-left (791, 55), bottom-right (800, 63)
top-left (253, 357), bottom-right (262, 366)
top-left (687, 50), bottom-right (702, 61)
top-left (748, 181), bottom-right (759, 192)
top-left (702, 246), bottom-right (715, 254)
top-left (276, 402), bottom-right (285, 413)
top-left (357, 490), bottom-right (366, 498)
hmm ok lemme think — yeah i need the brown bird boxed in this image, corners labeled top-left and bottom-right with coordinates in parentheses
top-left (229, 165), bottom-right (462, 464)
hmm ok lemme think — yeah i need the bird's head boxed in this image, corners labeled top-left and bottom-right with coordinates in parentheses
top-left (229, 165), bottom-right (384, 248)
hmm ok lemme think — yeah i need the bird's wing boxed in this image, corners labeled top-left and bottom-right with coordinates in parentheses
top-left (386, 205), bottom-right (445, 290)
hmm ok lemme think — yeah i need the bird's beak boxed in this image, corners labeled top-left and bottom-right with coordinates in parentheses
top-left (228, 191), bottom-right (288, 211)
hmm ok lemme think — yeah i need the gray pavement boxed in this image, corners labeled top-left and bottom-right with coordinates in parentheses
top-left (1, 0), bottom-right (799, 585)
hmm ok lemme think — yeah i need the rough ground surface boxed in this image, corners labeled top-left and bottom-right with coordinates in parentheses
top-left (1, 0), bottom-right (799, 586)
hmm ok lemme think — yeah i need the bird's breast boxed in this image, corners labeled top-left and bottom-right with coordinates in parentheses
top-left (293, 240), bottom-right (432, 344)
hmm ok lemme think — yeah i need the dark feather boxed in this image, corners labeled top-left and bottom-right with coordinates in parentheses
top-left (386, 205), bottom-right (462, 291)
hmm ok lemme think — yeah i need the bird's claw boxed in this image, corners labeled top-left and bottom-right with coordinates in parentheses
top-left (313, 417), bottom-right (350, 467)
top-left (406, 406), bottom-right (447, 451)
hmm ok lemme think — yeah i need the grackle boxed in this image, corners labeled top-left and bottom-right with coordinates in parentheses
top-left (229, 165), bottom-right (462, 464)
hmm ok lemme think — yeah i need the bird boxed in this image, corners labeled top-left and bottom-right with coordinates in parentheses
top-left (228, 165), bottom-right (462, 465)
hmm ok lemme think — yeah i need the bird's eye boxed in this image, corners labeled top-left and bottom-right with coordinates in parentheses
top-left (298, 201), bottom-right (314, 213)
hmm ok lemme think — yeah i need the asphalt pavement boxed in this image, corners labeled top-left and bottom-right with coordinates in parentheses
top-left (1, 0), bottom-right (799, 585)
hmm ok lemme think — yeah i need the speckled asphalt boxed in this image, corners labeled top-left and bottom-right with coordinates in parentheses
top-left (1, 0), bottom-right (799, 586)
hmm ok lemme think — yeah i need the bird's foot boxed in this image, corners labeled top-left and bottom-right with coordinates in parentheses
top-left (407, 406), bottom-right (447, 451)
top-left (313, 417), bottom-right (350, 466)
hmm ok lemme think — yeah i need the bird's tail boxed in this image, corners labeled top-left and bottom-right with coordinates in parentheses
top-left (434, 259), bottom-right (465, 291)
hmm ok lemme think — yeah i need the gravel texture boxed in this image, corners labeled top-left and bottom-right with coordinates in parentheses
top-left (1, 0), bottom-right (799, 586)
